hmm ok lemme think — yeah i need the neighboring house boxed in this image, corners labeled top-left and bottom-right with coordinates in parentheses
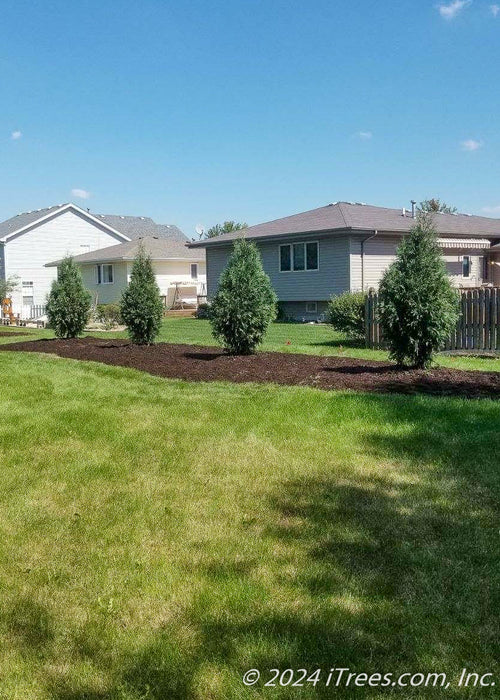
top-left (0, 202), bottom-right (190, 318)
top-left (46, 236), bottom-right (206, 308)
top-left (189, 201), bottom-right (500, 320)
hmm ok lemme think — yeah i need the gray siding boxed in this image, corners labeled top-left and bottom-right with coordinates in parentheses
top-left (279, 301), bottom-right (329, 321)
top-left (206, 235), bottom-right (350, 302)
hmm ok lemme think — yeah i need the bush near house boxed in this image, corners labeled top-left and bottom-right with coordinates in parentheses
top-left (328, 291), bottom-right (366, 340)
top-left (378, 214), bottom-right (459, 369)
top-left (120, 245), bottom-right (164, 344)
top-left (210, 238), bottom-right (277, 354)
top-left (46, 256), bottom-right (91, 338)
top-left (195, 302), bottom-right (211, 319)
top-left (96, 304), bottom-right (122, 329)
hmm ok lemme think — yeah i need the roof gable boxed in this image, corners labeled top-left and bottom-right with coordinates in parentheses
top-left (0, 203), bottom-right (132, 243)
top-left (0, 203), bottom-right (190, 244)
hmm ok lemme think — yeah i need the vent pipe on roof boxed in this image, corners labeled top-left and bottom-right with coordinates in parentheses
top-left (402, 207), bottom-right (406, 217)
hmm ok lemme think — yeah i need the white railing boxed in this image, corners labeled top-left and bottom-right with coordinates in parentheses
top-left (22, 304), bottom-right (47, 320)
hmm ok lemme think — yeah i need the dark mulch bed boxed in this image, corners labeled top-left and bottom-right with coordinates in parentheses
top-left (1, 337), bottom-right (500, 399)
top-left (0, 330), bottom-right (31, 337)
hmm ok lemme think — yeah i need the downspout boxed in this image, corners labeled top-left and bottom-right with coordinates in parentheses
top-left (360, 230), bottom-right (378, 291)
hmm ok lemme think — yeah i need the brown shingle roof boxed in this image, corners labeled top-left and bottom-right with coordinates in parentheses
top-left (189, 202), bottom-right (500, 247)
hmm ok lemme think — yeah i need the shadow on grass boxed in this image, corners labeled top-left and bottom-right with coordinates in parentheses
top-left (310, 337), bottom-right (365, 350)
top-left (45, 396), bottom-right (500, 699)
top-left (6, 598), bottom-right (54, 651)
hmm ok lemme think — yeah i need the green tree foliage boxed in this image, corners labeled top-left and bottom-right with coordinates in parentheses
top-left (378, 214), bottom-right (459, 368)
top-left (419, 198), bottom-right (457, 214)
top-left (205, 221), bottom-right (248, 239)
top-left (0, 275), bottom-right (19, 301)
top-left (210, 239), bottom-right (277, 354)
top-left (328, 291), bottom-right (366, 340)
top-left (46, 257), bottom-right (91, 338)
top-left (120, 245), bottom-right (164, 344)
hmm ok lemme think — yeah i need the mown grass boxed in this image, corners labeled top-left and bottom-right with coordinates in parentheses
top-left (2, 317), bottom-right (500, 372)
top-left (0, 351), bottom-right (499, 698)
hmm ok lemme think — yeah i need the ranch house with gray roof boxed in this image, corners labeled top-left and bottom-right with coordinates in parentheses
top-left (189, 201), bottom-right (500, 320)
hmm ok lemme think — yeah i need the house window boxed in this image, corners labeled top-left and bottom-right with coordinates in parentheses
top-left (96, 264), bottom-right (114, 284)
top-left (306, 242), bottom-right (318, 270)
top-left (190, 263), bottom-right (198, 280)
top-left (293, 243), bottom-right (305, 271)
top-left (23, 296), bottom-right (34, 306)
top-left (305, 302), bottom-right (318, 313)
top-left (279, 242), bottom-right (319, 272)
top-left (462, 256), bottom-right (471, 278)
top-left (280, 245), bottom-right (292, 271)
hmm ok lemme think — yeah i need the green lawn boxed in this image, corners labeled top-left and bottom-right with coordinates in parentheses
top-left (0, 351), bottom-right (499, 698)
top-left (2, 317), bottom-right (500, 372)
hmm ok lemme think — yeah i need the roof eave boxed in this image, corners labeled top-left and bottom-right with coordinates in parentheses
top-left (188, 227), bottom-right (354, 247)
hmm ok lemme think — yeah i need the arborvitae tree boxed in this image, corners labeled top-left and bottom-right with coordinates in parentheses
top-left (378, 214), bottom-right (459, 368)
top-left (46, 257), bottom-right (91, 338)
top-left (120, 245), bottom-right (164, 344)
top-left (210, 238), bottom-right (277, 354)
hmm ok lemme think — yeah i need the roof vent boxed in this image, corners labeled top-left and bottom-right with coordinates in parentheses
top-left (402, 207), bottom-right (406, 217)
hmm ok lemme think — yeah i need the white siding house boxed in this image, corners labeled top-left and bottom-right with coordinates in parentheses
top-left (47, 236), bottom-right (206, 308)
top-left (0, 203), bottom-right (192, 318)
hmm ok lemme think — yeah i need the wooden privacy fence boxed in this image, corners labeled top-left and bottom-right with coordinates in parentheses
top-left (365, 288), bottom-right (500, 352)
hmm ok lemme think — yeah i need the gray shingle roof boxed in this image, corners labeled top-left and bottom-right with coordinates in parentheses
top-left (0, 203), bottom-right (188, 242)
top-left (189, 202), bottom-right (500, 247)
top-left (46, 236), bottom-right (202, 267)
top-left (0, 204), bottom-right (67, 239)
top-left (91, 215), bottom-right (187, 241)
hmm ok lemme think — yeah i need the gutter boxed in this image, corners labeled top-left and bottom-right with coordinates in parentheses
top-left (360, 230), bottom-right (378, 291)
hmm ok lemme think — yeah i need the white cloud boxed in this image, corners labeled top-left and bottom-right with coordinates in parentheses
top-left (356, 131), bottom-right (372, 140)
top-left (438, 0), bottom-right (471, 20)
top-left (482, 205), bottom-right (500, 213)
top-left (461, 139), bottom-right (483, 151)
top-left (71, 188), bottom-right (91, 199)
top-left (490, 4), bottom-right (500, 16)
top-left (11, 130), bottom-right (22, 140)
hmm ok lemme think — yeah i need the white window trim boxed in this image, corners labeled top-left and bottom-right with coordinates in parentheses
top-left (190, 263), bottom-right (198, 280)
top-left (462, 255), bottom-right (471, 278)
top-left (305, 302), bottom-right (318, 313)
top-left (96, 263), bottom-right (114, 285)
top-left (279, 241), bottom-right (319, 272)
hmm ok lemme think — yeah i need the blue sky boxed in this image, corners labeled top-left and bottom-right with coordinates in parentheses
top-left (1, 0), bottom-right (500, 236)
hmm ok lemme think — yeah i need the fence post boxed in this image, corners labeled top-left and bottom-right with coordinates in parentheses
top-left (365, 293), bottom-right (372, 349)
